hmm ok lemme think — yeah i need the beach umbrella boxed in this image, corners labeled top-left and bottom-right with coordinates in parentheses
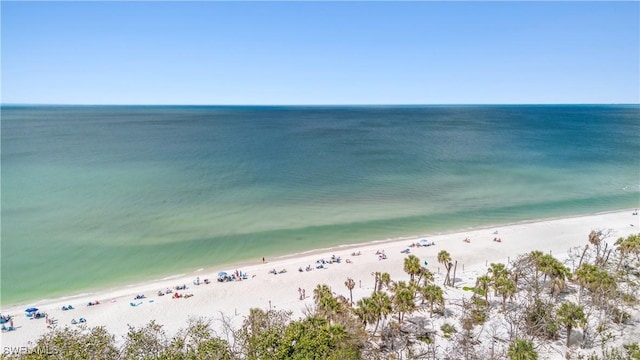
top-left (25, 308), bottom-right (38, 313)
top-left (218, 271), bottom-right (227, 276)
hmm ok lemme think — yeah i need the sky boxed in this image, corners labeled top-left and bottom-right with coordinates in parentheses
top-left (1, 1), bottom-right (639, 105)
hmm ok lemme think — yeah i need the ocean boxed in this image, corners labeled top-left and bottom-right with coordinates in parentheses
top-left (1, 105), bottom-right (638, 305)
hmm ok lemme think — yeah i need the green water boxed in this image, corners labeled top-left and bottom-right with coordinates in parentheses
top-left (2, 105), bottom-right (638, 305)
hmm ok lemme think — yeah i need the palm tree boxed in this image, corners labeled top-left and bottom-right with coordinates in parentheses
top-left (529, 250), bottom-right (544, 268)
top-left (344, 278), bottom-right (355, 305)
top-left (488, 262), bottom-right (508, 296)
top-left (438, 250), bottom-right (452, 286)
top-left (404, 255), bottom-right (421, 282)
top-left (539, 254), bottom-right (558, 283)
top-left (390, 280), bottom-right (407, 294)
top-left (476, 275), bottom-right (491, 303)
top-left (380, 272), bottom-right (392, 292)
top-left (588, 230), bottom-right (603, 262)
top-left (615, 234), bottom-right (640, 270)
top-left (557, 301), bottom-right (586, 348)
top-left (418, 267), bottom-right (434, 286)
top-left (574, 263), bottom-right (616, 305)
top-left (313, 284), bottom-right (332, 305)
top-left (508, 338), bottom-right (538, 360)
top-left (372, 272), bottom-right (388, 293)
top-left (355, 297), bottom-right (376, 330)
top-left (529, 250), bottom-right (544, 280)
top-left (550, 277), bottom-right (566, 298)
top-left (371, 291), bottom-right (392, 335)
top-left (313, 284), bottom-right (341, 319)
top-left (574, 263), bottom-right (595, 299)
top-left (420, 284), bottom-right (444, 317)
top-left (496, 277), bottom-right (516, 311)
top-left (393, 286), bottom-right (416, 324)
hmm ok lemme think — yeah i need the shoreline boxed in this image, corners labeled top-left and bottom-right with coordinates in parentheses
top-left (1, 209), bottom-right (638, 351)
top-left (2, 207), bottom-right (635, 311)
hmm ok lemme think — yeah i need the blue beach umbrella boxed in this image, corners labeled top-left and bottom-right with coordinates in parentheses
top-left (25, 308), bottom-right (38, 313)
top-left (218, 271), bottom-right (227, 276)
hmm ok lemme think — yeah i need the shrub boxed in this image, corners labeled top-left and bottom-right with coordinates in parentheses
top-left (440, 323), bottom-right (457, 338)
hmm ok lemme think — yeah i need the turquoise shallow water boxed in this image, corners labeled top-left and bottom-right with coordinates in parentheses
top-left (2, 105), bottom-right (639, 305)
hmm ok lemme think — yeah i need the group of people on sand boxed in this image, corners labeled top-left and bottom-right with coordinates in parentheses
top-left (297, 288), bottom-right (306, 300)
top-left (493, 237), bottom-right (502, 243)
top-left (1, 315), bottom-right (14, 332)
top-left (158, 288), bottom-right (174, 296)
top-left (408, 241), bottom-right (435, 248)
top-left (218, 270), bottom-right (249, 282)
top-left (172, 292), bottom-right (193, 299)
top-left (1, 319), bottom-right (14, 332)
top-left (193, 277), bottom-right (211, 285)
top-left (45, 314), bottom-right (57, 328)
top-left (299, 265), bottom-right (313, 272)
top-left (269, 268), bottom-right (287, 275)
top-left (375, 250), bottom-right (388, 260)
top-left (70, 318), bottom-right (86, 325)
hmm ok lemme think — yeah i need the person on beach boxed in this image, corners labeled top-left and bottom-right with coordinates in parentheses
top-left (302, 289), bottom-right (306, 299)
top-left (262, 257), bottom-right (265, 263)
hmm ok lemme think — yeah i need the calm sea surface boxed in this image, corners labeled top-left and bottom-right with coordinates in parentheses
top-left (2, 105), bottom-right (638, 305)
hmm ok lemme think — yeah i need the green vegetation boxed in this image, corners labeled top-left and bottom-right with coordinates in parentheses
top-left (508, 338), bottom-right (538, 360)
top-left (440, 323), bottom-right (457, 338)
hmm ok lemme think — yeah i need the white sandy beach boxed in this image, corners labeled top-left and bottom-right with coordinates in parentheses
top-left (2, 210), bottom-right (639, 353)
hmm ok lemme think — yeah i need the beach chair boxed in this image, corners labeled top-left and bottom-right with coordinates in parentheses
top-left (1, 325), bottom-right (15, 332)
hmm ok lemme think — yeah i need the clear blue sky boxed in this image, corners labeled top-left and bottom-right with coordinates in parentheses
top-left (2, 1), bottom-right (638, 105)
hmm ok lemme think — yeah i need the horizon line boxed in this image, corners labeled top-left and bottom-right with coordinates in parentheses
top-left (2, 102), bottom-right (639, 107)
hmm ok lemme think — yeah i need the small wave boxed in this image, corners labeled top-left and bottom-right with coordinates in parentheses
top-left (194, 268), bottom-right (204, 272)
top-left (160, 274), bottom-right (186, 281)
top-left (33, 292), bottom-right (92, 306)
top-left (622, 185), bottom-right (640, 192)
